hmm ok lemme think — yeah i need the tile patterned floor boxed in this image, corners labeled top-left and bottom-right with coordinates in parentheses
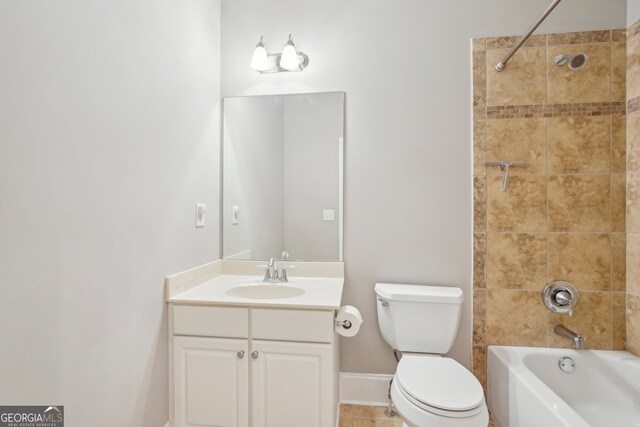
top-left (339, 404), bottom-right (497, 427)
top-left (339, 404), bottom-right (403, 427)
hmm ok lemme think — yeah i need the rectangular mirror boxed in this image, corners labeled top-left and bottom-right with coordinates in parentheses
top-left (222, 92), bottom-right (345, 262)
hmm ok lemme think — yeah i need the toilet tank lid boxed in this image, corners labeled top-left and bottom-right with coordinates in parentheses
top-left (375, 283), bottom-right (463, 304)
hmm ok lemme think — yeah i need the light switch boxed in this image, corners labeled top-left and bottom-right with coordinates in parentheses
top-left (232, 206), bottom-right (240, 225)
top-left (323, 209), bottom-right (335, 221)
top-left (196, 203), bottom-right (207, 228)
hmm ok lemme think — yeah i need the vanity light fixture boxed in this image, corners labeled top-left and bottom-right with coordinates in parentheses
top-left (250, 36), bottom-right (270, 71)
top-left (250, 34), bottom-right (309, 74)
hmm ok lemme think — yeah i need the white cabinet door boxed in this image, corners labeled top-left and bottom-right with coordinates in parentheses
top-left (174, 336), bottom-right (249, 427)
top-left (250, 340), bottom-right (333, 427)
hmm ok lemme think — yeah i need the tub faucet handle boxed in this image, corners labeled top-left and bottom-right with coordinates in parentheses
top-left (554, 290), bottom-right (571, 306)
top-left (554, 290), bottom-right (575, 316)
top-left (543, 281), bottom-right (579, 317)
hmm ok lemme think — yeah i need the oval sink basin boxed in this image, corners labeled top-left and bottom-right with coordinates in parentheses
top-left (226, 284), bottom-right (305, 299)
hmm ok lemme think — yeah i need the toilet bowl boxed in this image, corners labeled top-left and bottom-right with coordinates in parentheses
top-left (375, 283), bottom-right (488, 427)
top-left (390, 355), bottom-right (488, 427)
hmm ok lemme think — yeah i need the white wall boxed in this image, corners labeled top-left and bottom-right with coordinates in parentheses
top-left (0, 1), bottom-right (220, 426)
top-left (223, 96), bottom-right (284, 259)
top-left (630, 0), bottom-right (640, 26)
top-left (220, 0), bottom-right (626, 374)
top-left (283, 93), bottom-right (343, 261)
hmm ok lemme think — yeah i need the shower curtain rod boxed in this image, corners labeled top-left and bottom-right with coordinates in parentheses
top-left (494, 0), bottom-right (562, 72)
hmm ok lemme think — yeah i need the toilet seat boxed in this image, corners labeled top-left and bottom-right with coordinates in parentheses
top-left (395, 355), bottom-right (485, 417)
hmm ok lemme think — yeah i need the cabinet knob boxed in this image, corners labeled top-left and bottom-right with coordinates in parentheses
top-left (251, 351), bottom-right (259, 359)
top-left (237, 351), bottom-right (245, 359)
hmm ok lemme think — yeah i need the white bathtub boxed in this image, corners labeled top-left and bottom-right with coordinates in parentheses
top-left (488, 346), bottom-right (640, 427)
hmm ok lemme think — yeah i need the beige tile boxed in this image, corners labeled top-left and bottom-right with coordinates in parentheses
top-left (611, 42), bottom-right (627, 101)
top-left (487, 118), bottom-right (546, 175)
top-left (487, 35), bottom-right (546, 50)
top-left (547, 175), bottom-right (610, 232)
top-left (612, 292), bottom-right (626, 350)
top-left (473, 289), bottom-right (486, 345)
top-left (612, 29), bottom-right (627, 43)
top-left (488, 176), bottom-right (547, 232)
top-left (548, 116), bottom-right (610, 174)
top-left (486, 290), bottom-right (547, 346)
top-left (341, 405), bottom-right (375, 419)
top-left (487, 233), bottom-right (547, 290)
top-left (611, 115), bottom-right (626, 174)
top-left (626, 294), bottom-right (640, 356)
top-left (547, 30), bottom-right (610, 45)
top-left (352, 419), bottom-right (403, 427)
top-left (340, 417), bottom-right (353, 427)
top-left (630, 21), bottom-right (640, 40)
top-left (474, 106), bottom-right (487, 120)
top-left (474, 233), bottom-right (486, 289)
top-left (548, 233), bottom-right (611, 291)
top-left (612, 233), bottom-right (626, 292)
top-left (474, 176), bottom-right (487, 233)
top-left (474, 120), bottom-right (487, 176)
top-left (548, 44), bottom-right (611, 104)
top-left (340, 404), bottom-right (355, 418)
top-left (627, 234), bottom-right (640, 296)
top-left (628, 33), bottom-right (640, 101)
top-left (627, 172), bottom-right (640, 233)
top-left (548, 292), bottom-right (611, 349)
top-left (611, 173), bottom-right (626, 233)
top-left (473, 38), bottom-right (486, 52)
top-left (472, 345), bottom-right (487, 394)
top-left (474, 51), bottom-right (487, 108)
top-left (627, 111), bottom-right (640, 172)
top-left (486, 47), bottom-right (547, 105)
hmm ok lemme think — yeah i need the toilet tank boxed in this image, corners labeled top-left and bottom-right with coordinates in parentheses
top-left (375, 283), bottom-right (464, 354)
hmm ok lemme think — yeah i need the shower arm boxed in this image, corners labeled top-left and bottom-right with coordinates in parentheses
top-left (495, 0), bottom-right (562, 72)
top-left (484, 161), bottom-right (529, 192)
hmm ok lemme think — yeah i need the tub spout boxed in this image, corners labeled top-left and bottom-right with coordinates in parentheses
top-left (554, 324), bottom-right (584, 349)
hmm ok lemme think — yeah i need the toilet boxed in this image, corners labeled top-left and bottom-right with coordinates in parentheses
top-left (375, 283), bottom-right (488, 427)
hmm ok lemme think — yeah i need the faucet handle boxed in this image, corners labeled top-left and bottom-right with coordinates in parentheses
top-left (258, 264), bottom-right (272, 281)
top-left (280, 265), bottom-right (296, 282)
top-left (281, 250), bottom-right (289, 261)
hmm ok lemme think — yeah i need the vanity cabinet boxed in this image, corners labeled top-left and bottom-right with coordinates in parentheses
top-left (173, 336), bottom-right (249, 427)
top-left (169, 304), bottom-right (338, 427)
top-left (251, 340), bottom-right (333, 427)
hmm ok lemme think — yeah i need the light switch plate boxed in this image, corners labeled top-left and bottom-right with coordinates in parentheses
top-left (323, 209), bottom-right (335, 221)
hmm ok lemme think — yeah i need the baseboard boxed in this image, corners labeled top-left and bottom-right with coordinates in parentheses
top-left (163, 422), bottom-right (171, 427)
top-left (339, 372), bottom-right (394, 406)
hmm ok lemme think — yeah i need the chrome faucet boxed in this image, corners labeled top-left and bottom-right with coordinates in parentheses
top-left (554, 324), bottom-right (584, 349)
top-left (259, 252), bottom-right (295, 283)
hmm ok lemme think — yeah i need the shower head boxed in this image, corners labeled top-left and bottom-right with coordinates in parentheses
top-left (554, 53), bottom-right (588, 70)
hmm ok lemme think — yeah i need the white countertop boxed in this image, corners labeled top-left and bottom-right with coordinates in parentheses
top-left (168, 274), bottom-right (344, 310)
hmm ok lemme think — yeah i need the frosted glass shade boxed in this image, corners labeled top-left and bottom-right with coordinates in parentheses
top-left (250, 45), bottom-right (270, 71)
top-left (279, 44), bottom-right (299, 71)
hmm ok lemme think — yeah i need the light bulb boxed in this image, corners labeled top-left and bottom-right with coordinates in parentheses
top-left (250, 37), bottom-right (270, 71)
top-left (279, 35), bottom-right (300, 71)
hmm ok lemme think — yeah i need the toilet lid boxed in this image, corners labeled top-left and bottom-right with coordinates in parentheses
top-left (395, 355), bottom-right (484, 412)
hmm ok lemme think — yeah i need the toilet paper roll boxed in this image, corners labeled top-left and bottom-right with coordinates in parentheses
top-left (335, 305), bottom-right (363, 337)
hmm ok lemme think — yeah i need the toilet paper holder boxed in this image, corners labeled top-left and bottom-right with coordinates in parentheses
top-left (335, 319), bottom-right (352, 329)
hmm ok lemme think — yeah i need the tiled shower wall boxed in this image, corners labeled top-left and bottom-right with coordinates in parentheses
top-left (627, 20), bottom-right (640, 356)
top-left (472, 29), bottom-right (629, 389)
